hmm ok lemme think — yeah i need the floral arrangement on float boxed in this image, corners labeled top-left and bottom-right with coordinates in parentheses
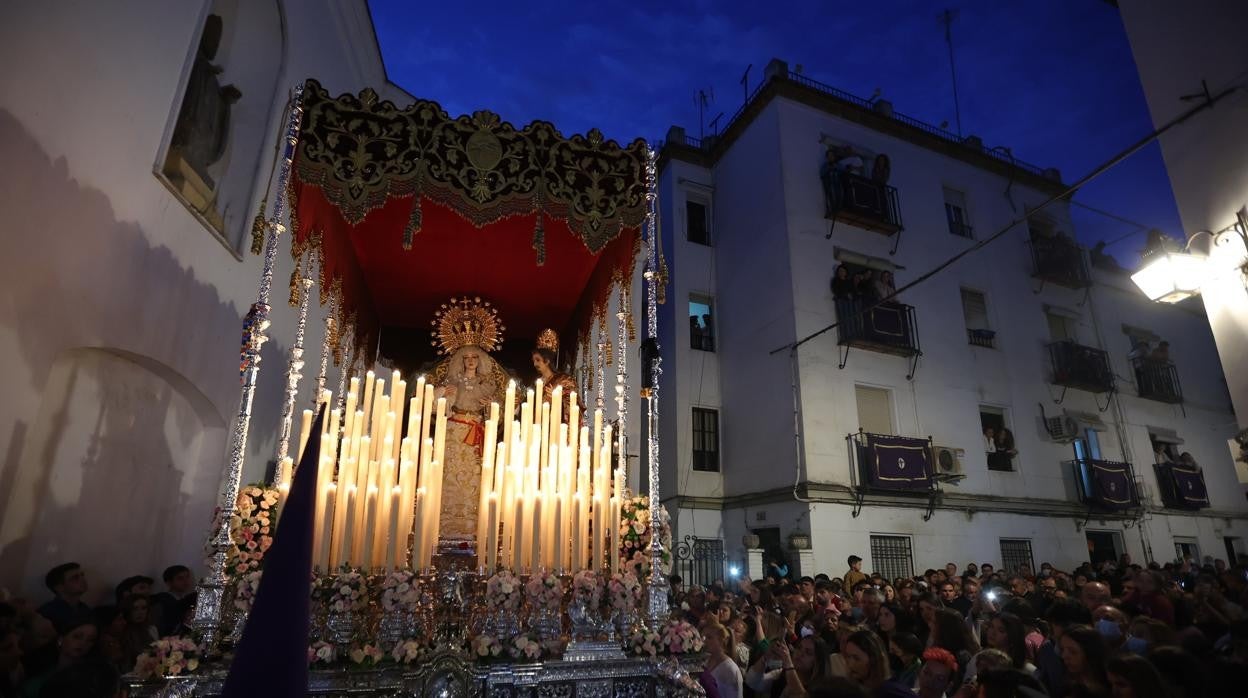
top-left (618, 495), bottom-right (672, 578)
top-left (485, 570), bottom-right (523, 612)
top-left (627, 619), bottom-right (703, 657)
top-left (607, 571), bottom-right (642, 617)
top-left (308, 641), bottom-right (338, 666)
top-left (390, 639), bottom-right (426, 665)
top-left (524, 571), bottom-right (564, 612)
top-left (379, 569), bottom-right (421, 613)
top-left (317, 567), bottom-right (369, 613)
top-left (572, 569), bottom-right (602, 606)
top-left (133, 636), bottom-right (201, 679)
top-left (347, 643), bottom-right (386, 667)
top-left (232, 570), bottom-right (264, 614)
top-left (204, 484), bottom-right (279, 577)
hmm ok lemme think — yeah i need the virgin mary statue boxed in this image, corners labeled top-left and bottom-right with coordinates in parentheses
top-left (429, 298), bottom-right (507, 543)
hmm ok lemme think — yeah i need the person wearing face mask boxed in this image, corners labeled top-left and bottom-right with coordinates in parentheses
top-left (1092, 606), bottom-right (1129, 651)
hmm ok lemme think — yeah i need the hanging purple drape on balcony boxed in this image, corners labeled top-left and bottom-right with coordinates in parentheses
top-left (864, 434), bottom-right (932, 491)
top-left (1086, 460), bottom-right (1138, 510)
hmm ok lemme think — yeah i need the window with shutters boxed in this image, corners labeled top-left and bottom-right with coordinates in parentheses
top-left (961, 288), bottom-right (994, 348)
top-left (686, 199), bottom-right (711, 245)
top-left (944, 187), bottom-right (972, 238)
top-left (692, 407), bottom-right (720, 471)
top-left (854, 385), bottom-right (894, 435)
top-left (1046, 311), bottom-right (1076, 343)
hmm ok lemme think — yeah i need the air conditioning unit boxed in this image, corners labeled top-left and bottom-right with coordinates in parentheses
top-left (931, 445), bottom-right (965, 478)
top-left (1046, 416), bottom-right (1080, 443)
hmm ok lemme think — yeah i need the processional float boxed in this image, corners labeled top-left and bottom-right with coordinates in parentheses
top-left (136, 81), bottom-right (700, 697)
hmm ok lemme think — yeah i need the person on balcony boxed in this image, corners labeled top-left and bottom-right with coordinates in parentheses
top-left (871, 270), bottom-right (896, 303)
top-left (1149, 341), bottom-right (1170, 363)
top-left (984, 427), bottom-right (998, 455)
top-left (995, 428), bottom-right (1018, 462)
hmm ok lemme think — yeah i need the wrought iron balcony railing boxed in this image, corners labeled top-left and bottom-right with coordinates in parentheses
top-left (1030, 236), bottom-right (1091, 288)
top-left (1049, 340), bottom-right (1114, 394)
top-left (1070, 458), bottom-right (1140, 512)
top-left (1131, 357), bottom-right (1183, 404)
top-left (967, 328), bottom-right (995, 348)
top-left (838, 301), bottom-right (920, 357)
top-left (824, 170), bottom-right (903, 236)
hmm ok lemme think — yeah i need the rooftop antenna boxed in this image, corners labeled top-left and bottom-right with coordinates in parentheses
top-left (695, 87), bottom-right (715, 140)
top-left (740, 63), bottom-right (753, 104)
top-left (708, 111), bottom-right (725, 135)
top-left (938, 8), bottom-right (964, 138)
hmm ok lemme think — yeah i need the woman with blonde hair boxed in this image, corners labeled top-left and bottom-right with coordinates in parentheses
top-left (701, 622), bottom-right (743, 698)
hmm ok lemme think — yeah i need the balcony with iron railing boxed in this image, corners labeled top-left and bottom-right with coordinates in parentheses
top-left (1048, 340), bottom-right (1114, 394)
top-left (1030, 235), bottom-right (1091, 289)
top-left (967, 328), bottom-right (995, 348)
top-left (947, 220), bottom-right (974, 239)
top-left (1070, 458), bottom-right (1140, 512)
top-left (823, 170), bottom-right (903, 236)
top-left (837, 301), bottom-right (920, 358)
top-left (1131, 357), bottom-right (1183, 404)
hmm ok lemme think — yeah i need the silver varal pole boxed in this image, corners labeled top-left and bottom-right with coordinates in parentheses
top-left (642, 146), bottom-right (669, 625)
top-left (275, 247), bottom-right (315, 471)
top-left (193, 84), bottom-right (305, 649)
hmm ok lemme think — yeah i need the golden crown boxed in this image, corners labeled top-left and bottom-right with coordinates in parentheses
top-left (535, 328), bottom-right (560, 353)
top-left (430, 297), bottom-right (505, 355)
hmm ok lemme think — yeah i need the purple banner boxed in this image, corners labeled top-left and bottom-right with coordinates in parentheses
top-left (864, 434), bottom-right (932, 491)
top-left (1087, 460), bottom-right (1138, 510)
top-left (1158, 463), bottom-right (1209, 509)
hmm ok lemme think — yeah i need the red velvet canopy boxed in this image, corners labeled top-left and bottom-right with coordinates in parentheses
top-left (287, 80), bottom-right (650, 367)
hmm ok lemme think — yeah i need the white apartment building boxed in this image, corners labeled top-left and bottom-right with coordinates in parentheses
top-left (655, 59), bottom-right (1248, 585)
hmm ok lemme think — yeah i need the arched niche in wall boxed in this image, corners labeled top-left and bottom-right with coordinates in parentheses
top-left (0, 348), bottom-right (227, 602)
top-left (156, 0), bottom-right (285, 255)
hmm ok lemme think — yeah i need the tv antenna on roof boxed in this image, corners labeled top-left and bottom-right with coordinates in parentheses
top-left (938, 8), bottom-right (964, 138)
top-left (695, 87), bottom-right (715, 140)
top-left (740, 63), bottom-right (753, 105)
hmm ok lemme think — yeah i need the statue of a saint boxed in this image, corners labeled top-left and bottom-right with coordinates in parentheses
top-left (169, 14), bottom-right (242, 188)
top-left (429, 298), bottom-right (507, 543)
top-left (531, 329), bottom-right (577, 414)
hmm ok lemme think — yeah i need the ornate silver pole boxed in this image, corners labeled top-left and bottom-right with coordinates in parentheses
top-left (194, 85), bottom-right (304, 650)
top-left (334, 322), bottom-right (353, 414)
top-left (275, 247), bottom-right (316, 470)
top-left (615, 304), bottom-right (628, 486)
top-left (641, 146), bottom-right (669, 625)
top-left (315, 273), bottom-right (335, 408)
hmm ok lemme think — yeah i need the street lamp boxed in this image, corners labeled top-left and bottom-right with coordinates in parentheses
top-left (1131, 227), bottom-right (1248, 303)
top-left (1130, 222), bottom-right (1248, 471)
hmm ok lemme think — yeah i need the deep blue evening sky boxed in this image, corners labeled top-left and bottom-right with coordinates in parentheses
top-left (369, 0), bottom-right (1186, 265)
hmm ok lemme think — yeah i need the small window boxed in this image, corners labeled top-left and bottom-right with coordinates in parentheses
top-left (692, 407), bottom-right (720, 471)
top-left (1046, 311), bottom-right (1076, 343)
top-left (1073, 428), bottom-right (1102, 461)
top-left (855, 385), bottom-right (894, 435)
top-left (869, 534), bottom-right (914, 580)
top-left (999, 539), bottom-right (1035, 574)
top-left (689, 295), bottom-right (715, 352)
top-left (961, 289), bottom-right (993, 347)
top-left (944, 187), bottom-right (972, 238)
top-left (686, 199), bottom-right (710, 245)
top-left (980, 406), bottom-right (1015, 471)
top-left (1174, 537), bottom-right (1200, 564)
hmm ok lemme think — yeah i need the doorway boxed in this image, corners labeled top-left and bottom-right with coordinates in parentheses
top-left (1085, 530), bottom-right (1121, 565)
top-left (751, 527), bottom-right (784, 567)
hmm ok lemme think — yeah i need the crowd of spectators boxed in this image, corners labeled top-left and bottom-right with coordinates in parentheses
top-left (0, 562), bottom-right (195, 698)
top-left (677, 552), bottom-right (1248, 698)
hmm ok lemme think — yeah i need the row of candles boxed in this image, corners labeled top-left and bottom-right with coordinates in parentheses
top-left (274, 369), bottom-right (624, 575)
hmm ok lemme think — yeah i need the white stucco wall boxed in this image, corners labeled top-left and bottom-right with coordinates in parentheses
top-left (0, 0), bottom-right (390, 602)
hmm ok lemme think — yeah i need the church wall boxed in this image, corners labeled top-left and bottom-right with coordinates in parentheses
top-left (0, 0), bottom-right (388, 598)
